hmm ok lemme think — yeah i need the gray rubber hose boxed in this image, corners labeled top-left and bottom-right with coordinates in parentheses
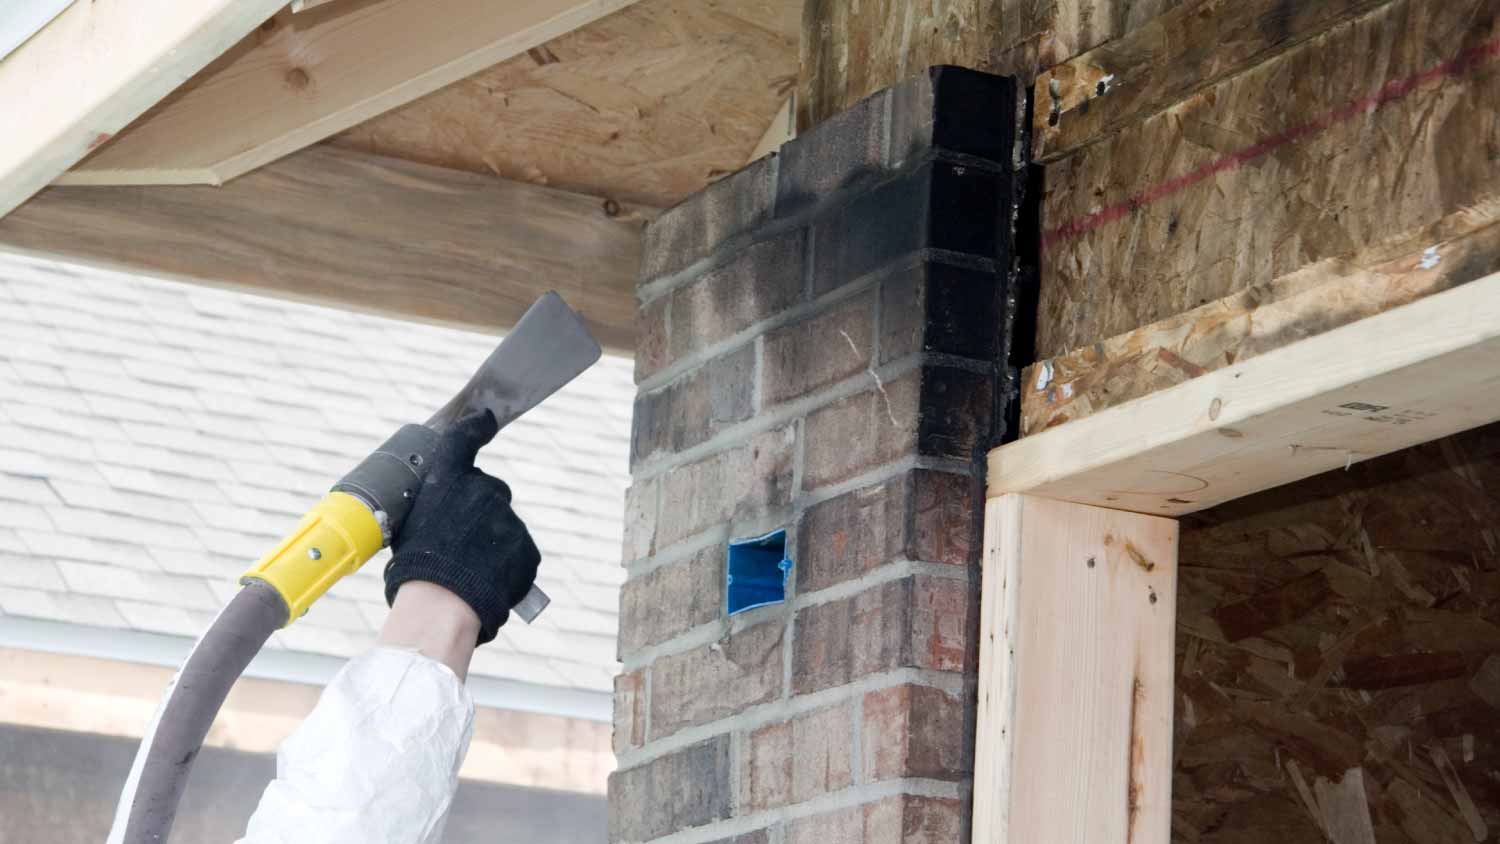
top-left (108, 581), bottom-right (288, 844)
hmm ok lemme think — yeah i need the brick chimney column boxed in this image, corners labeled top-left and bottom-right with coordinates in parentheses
top-left (612, 68), bottom-right (1029, 844)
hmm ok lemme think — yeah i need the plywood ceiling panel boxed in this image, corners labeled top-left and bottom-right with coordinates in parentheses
top-left (326, 0), bottom-right (800, 208)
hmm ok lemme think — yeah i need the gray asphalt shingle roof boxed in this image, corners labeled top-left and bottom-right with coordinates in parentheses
top-left (0, 252), bottom-right (631, 694)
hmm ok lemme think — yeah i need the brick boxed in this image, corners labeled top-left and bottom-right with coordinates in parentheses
top-left (890, 66), bottom-right (1020, 167)
top-left (777, 90), bottom-right (890, 217)
top-left (649, 620), bottom-right (784, 739)
top-left (879, 261), bottom-right (1004, 365)
top-left (608, 736), bottom-right (732, 842)
top-left (801, 374), bottom-right (919, 491)
top-left (793, 576), bottom-right (971, 695)
top-left (760, 288), bottom-right (874, 406)
top-left (786, 795), bottom-right (965, 844)
top-left (917, 365), bottom-right (995, 462)
top-left (812, 161), bottom-right (1008, 298)
top-left (613, 670), bottom-right (646, 755)
top-left (812, 171), bottom-right (927, 298)
top-left (632, 344), bottom-right (756, 467)
top-left (795, 468), bottom-right (980, 593)
top-left (656, 425), bottom-right (795, 548)
top-left (620, 477), bottom-right (659, 564)
top-left (740, 701), bottom-right (854, 811)
top-left (861, 685), bottom-right (970, 782)
top-left (909, 470), bottom-right (978, 567)
top-left (797, 475), bottom-right (907, 592)
top-left (618, 545), bottom-right (725, 655)
top-left (926, 159), bottom-right (1007, 259)
top-left (641, 156), bottom-right (776, 280)
top-left (669, 230), bottom-right (805, 362)
top-left (634, 296), bottom-right (671, 383)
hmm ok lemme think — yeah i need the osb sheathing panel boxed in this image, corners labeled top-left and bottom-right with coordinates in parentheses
top-left (328, 0), bottom-right (800, 208)
top-left (799, 0), bottom-right (1189, 125)
top-left (1036, 0), bottom-right (1500, 359)
top-left (1019, 209), bottom-right (1500, 435)
top-left (1174, 421), bottom-right (1500, 842)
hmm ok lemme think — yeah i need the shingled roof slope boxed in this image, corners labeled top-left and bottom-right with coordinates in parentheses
top-left (0, 253), bottom-right (631, 697)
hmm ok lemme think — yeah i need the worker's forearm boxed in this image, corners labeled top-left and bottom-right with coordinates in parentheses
top-left (378, 581), bottom-right (481, 680)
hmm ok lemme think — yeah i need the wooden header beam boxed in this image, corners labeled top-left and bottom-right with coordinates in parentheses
top-left (0, 0), bottom-right (283, 218)
top-left (987, 272), bottom-right (1500, 516)
top-left (58, 0), bottom-right (641, 188)
top-left (0, 145), bottom-right (642, 352)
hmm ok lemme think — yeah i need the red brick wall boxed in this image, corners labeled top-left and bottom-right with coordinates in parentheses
top-left (612, 68), bottom-right (1029, 844)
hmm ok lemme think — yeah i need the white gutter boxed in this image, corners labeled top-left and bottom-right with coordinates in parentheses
top-left (0, 616), bottom-right (612, 723)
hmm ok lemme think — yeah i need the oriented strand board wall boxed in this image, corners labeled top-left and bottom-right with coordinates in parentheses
top-left (1036, 0), bottom-right (1500, 357)
top-left (1173, 422), bottom-right (1500, 842)
top-left (798, 0), bottom-right (1189, 126)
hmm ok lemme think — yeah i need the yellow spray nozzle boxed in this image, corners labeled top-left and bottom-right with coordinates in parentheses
top-left (240, 492), bottom-right (384, 624)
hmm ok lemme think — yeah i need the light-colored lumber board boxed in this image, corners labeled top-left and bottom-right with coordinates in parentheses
top-left (974, 494), bottom-right (1178, 843)
top-left (989, 272), bottom-right (1500, 516)
top-left (749, 96), bottom-right (796, 163)
top-left (0, 145), bottom-right (641, 352)
top-left (1033, 0), bottom-right (1391, 162)
top-left (0, 0), bottom-right (75, 62)
top-left (290, 0), bottom-right (341, 12)
top-left (0, 0), bottom-right (283, 219)
top-left (1022, 205), bottom-right (1500, 435)
top-left (1036, 0), bottom-right (1500, 359)
top-left (59, 0), bottom-right (643, 187)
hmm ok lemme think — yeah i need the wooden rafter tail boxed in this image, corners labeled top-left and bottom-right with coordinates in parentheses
top-left (0, 0), bottom-right (285, 219)
top-left (988, 271), bottom-right (1500, 516)
top-left (55, 0), bottom-right (645, 188)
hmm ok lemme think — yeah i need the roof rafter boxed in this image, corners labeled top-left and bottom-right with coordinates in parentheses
top-left (0, 0), bottom-right (284, 218)
top-left (56, 0), bottom-right (642, 188)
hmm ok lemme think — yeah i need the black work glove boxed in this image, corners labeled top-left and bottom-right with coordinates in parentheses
top-left (384, 410), bottom-right (541, 645)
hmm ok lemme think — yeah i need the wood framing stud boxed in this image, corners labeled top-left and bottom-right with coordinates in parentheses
top-left (974, 494), bottom-right (1178, 843)
top-left (989, 272), bottom-right (1500, 516)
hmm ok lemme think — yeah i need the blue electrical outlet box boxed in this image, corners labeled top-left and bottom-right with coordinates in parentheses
top-left (726, 529), bottom-right (791, 615)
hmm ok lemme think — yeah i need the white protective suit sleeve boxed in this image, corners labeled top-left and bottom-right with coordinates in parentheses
top-left (236, 647), bottom-right (476, 844)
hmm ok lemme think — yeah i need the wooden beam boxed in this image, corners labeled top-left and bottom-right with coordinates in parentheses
top-left (974, 494), bottom-right (1178, 843)
top-left (0, 0), bottom-right (284, 218)
top-left (988, 272), bottom-right (1500, 516)
top-left (0, 145), bottom-right (642, 352)
top-left (1032, 0), bottom-right (1392, 162)
top-left (58, 0), bottom-right (641, 187)
top-left (1021, 207), bottom-right (1500, 435)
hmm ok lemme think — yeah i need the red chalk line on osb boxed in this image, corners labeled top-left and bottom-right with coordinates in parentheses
top-left (1040, 38), bottom-right (1500, 252)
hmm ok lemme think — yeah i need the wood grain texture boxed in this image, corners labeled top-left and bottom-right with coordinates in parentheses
top-left (799, 0), bottom-right (1189, 126)
top-left (0, 146), bottom-right (641, 351)
top-left (974, 494), bottom-right (1178, 843)
top-left (1172, 425), bottom-right (1500, 841)
top-left (1032, 0), bottom-right (1391, 162)
top-left (0, 0), bottom-right (283, 218)
top-left (1021, 205), bottom-right (1500, 435)
top-left (60, 0), bottom-right (642, 188)
top-left (329, 0), bottom-right (800, 208)
top-left (1036, 0), bottom-right (1500, 359)
top-left (990, 272), bottom-right (1500, 516)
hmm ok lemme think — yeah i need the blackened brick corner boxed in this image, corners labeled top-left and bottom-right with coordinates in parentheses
top-left (613, 66), bottom-right (1027, 844)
